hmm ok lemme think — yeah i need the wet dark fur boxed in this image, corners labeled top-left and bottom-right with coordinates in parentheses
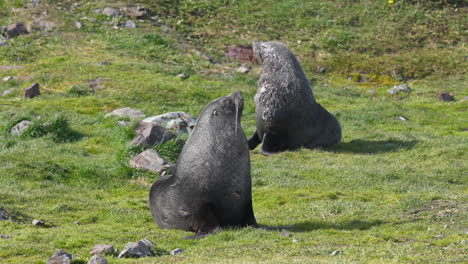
top-left (248, 41), bottom-right (341, 155)
top-left (149, 91), bottom-right (257, 238)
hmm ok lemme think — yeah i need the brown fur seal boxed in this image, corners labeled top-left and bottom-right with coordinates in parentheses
top-left (149, 91), bottom-right (257, 237)
top-left (248, 41), bottom-right (341, 155)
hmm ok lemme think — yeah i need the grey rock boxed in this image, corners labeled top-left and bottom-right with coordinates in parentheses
top-left (10, 120), bottom-right (33, 136)
top-left (0, 234), bottom-right (11, 239)
top-left (94, 9), bottom-right (101, 14)
top-left (461, 240), bottom-right (466, 245)
top-left (463, 96), bottom-right (468, 101)
top-left (75, 22), bottom-right (83, 29)
top-left (32, 0), bottom-right (40, 7)
top-left (443, 224), bottom-right (449, 229)
top-left (434, 234), bottom-right (443, 238)
top-left (47, 249), bottom-right (72, 264)
top-left (0, 208), bottom-right (7, 220)
top-left (0, 40), bottom-right (7, 47)
top-left (143, 112), bottom-right (197, 134)
top-left (129, 149), bottom-right (172, 174)
top-left (24, 83), bottom-right (40, 98)
top-left (4, 23), bottom-right (29, 38)
top-left (398, 116), bottom-right (408, 121)
top-left (170, 248), bottom-right (183, 255)
top-left (2, 76), bottom-right (13, 82)
top-left (32, 219), bottom-right (45, 226)
top-left (437, 92), bottom-right (454, 102)
top-left (125, 7), bottom-right (148, 19)
top-left (87, 254), bottom-right (108, 264)
top-left (124, 20), bottom-right (136, 29)
top-left (237, 65), bottom-right (251, 74)
top-left (105, 107), bottom-right (145, 119)
top-left (368, 89), bottom-right (377, 94)
top-left (280, 229), bottom-right (290, 237)
top-left (103, 7), bottom-right (121, 17)
top-left (1, 89), bottom-right (13, 96)
top-left (90, 244), bottom-right (115, 255)
top-left (130, 123), bottom-right (175, 148)
top-left (388, 84), bottom-right (411, 95)
top-left (292, 238), bottom-right (298, 243)
top-left (331, 250), bottom-right (340, 256)
top-left (118, 238), bottom-right (154, 258)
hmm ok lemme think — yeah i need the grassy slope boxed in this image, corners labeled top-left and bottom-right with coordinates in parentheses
top-left (0, 0), bottom-right (467, 263)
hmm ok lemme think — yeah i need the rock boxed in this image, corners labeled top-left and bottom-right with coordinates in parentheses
top-left (0, 208), bottom-right (7, 220)
top-left (31, 18), bottom-right (56, 32)
top-left (105, 107), bottom-right (145, 119)
top-left (280, 229), bottom-right (290, 237)
top-left (437, 92), bottom-right (454, 102)
top-left (463, 96), bottom-right (468, 101)
top-left (443, 224), bottom-right (449, 229)
top-left (32, 0), bottom-right (40, 7)
top-left (331, 250), bottom-right (340, 256)
top-left (118, 238), bottom-right (154, 258)
top-left (461, 240), bottom-right (466, 245)
top-left (32, 219), bottom-right (45, 226)
top-left (117, 121), bottom-right (131, 126)
top-left (388, 84), bottom-right (411, 95)
top-left (75, 22), bottom-right (83, 29)
top-left (398, 116), bottom-right (408, 121)
top-left (10, 120), bottom-right (33, 136)
top-left (130, 123), bottom-right (176, 148)
top-left (124, 20), bottom-right (136, 29)
top-left (94, 9), bottom-right (101, 14)
top-left (87, 254), bottom-right (108, 264)
top-left (176, 73), bottom-right (188, 79)
top-left (0, 234), bottom-right (11, 239)
top-left (24, 83), bottom-right (40, 98)
top-left (0, 40), bottom-right (7, 47)
top-left (125, 7), bottom-right (148, 19)
top-left (73, 221), bottom-right (81, 225)
top-left (317, 67), bottom-right (326, 73)
top-left (143, 112), bottom-right (197, 134)
top-left (170, 248), bottom-right (183, 255)
top-left (226, 45), bottom-right (254, 63)
top-left (237, 65), bottom-right (251, 74)
top-left (129, 149), bottom-right (172, 174)
top-left (2, 76), bottom-right (13, 82)
top-left (90, 244), bottom-right (115, 255)
top-left (47, 249), bottom-right (72, 264)
top-left (368, 89), bottom-right (377, 95)
top-left (434, 234), bottom-right (443, 238)
top-left (292, 238), bottom-right (298, 243)
top-left (2, 89), bottom-right (13, 96)
top-left (103, 7), bottom-right (121, 17)
top-left (4, 23), bottom-right (29, 38)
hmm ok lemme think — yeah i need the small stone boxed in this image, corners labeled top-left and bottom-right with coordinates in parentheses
top-left (75, 22), bottom-right (83, 29)
top-left (280, 229), bottom-right (290, 237)
top-left (434, 234), bottom-right (443, 238)
top-left (130, 123), bottom-right (176, 148)
top-left (388, 84), bottom-right (411, 95)
top-left (87, 254), bottom-right (108, 264)
top-left (437, 92), bottom-right (455, 102)
top-left (94, 9), bottom-right (101, 14)
top-left (103, 7), bottom-right (121, 17)
top-left (10, 120), bottom-right (33, 136)
top-left (331, 250), bottom-right (340, 256)
top-left (143, 112), bottom-right (197, 134)
top-left (0, 208), bottom-right (7, 220)
top-left (47, 249), bottom-right (72, 264)
top-left (463, 96), bottom-right (468, 101)
top-left (117, 121), bottom-right (131, 126)
top-left (398, 116), bottom-right (408, 121)
top-left (317, 67), bottom-right (326, 73)
top-left (2, 76), bottom-right (13, 82)
top-left (32, 219), bottom-right (45, 226)
top-left (118, 238), bottom-right (154, 258)
top-left (368, 89), bottom-right (377, 94)
top-left (74, 221), bottom-right (81, 225)
top-left (237, 65), bottom-right (251, 74)
top-left (105, 107), bottom-right (145, 119)
top-left (443, 224), bottom-right (449, 229)
top-left (4, 23), bottom-right (29, 38)
top-left (2, 89), bottom-right (13, 96)
top-left (0, 234), bottom-right (11, 239)
top-left (124, 20), bottom-right (136, 29)
top-left (461, 240), bottom-right (466, 245)
top-left (170, 248), bottom-right (183, 255)
top-left (24, 83), bottom-right (40, 98)
top-left (176, 73), bottom-right (188, 79)
top-left (129, 149), bottom-right (172, 174)
top-left (126, 7), bottom-right (148, 19)
top-left (292, 238), bottom-right (298, 243)
top-left (90, 244), bottom-right (115, 255)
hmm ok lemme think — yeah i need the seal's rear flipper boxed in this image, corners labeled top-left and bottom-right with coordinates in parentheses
top-left (260, 132), bottom-right (287, 156)
top-left (247, 130), bottom-right (261, 150)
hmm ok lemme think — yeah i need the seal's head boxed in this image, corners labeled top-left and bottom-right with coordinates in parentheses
top-left (252, 41), bottom-right (296, 65)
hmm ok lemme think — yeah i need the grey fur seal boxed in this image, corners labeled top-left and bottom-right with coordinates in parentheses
top-left (149, 91), bottom-right (257, 237)
top-left (248, 41), bottom-right (341, 155)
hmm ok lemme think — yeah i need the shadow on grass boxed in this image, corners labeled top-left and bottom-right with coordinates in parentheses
top-left (327, 139), bottom-right (418, 154)
top-left (292, 219), bottom-right (385, 232)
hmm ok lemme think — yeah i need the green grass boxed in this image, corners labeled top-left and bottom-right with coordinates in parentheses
top-left (0, 0), bottom-right (467, 263)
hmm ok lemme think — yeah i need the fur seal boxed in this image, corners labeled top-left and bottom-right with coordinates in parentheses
top-left (149, 91), bottom-right (257, 237)
top-left (248, 41), bottom-right (341, 155)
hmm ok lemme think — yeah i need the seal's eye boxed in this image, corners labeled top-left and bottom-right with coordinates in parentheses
top-left (213, 110), bottom-right (217, 116)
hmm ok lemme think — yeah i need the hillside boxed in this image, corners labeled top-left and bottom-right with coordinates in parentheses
top-left (0, 0), bottom-right (467, 263)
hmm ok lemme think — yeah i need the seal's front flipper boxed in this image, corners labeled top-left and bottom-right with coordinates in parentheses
top-left (248, 130), bottom-right (262, 150)
top-left (260, 132), bottom-right (287, 156)
top-left (182, 227), bottom-right (222, 240)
